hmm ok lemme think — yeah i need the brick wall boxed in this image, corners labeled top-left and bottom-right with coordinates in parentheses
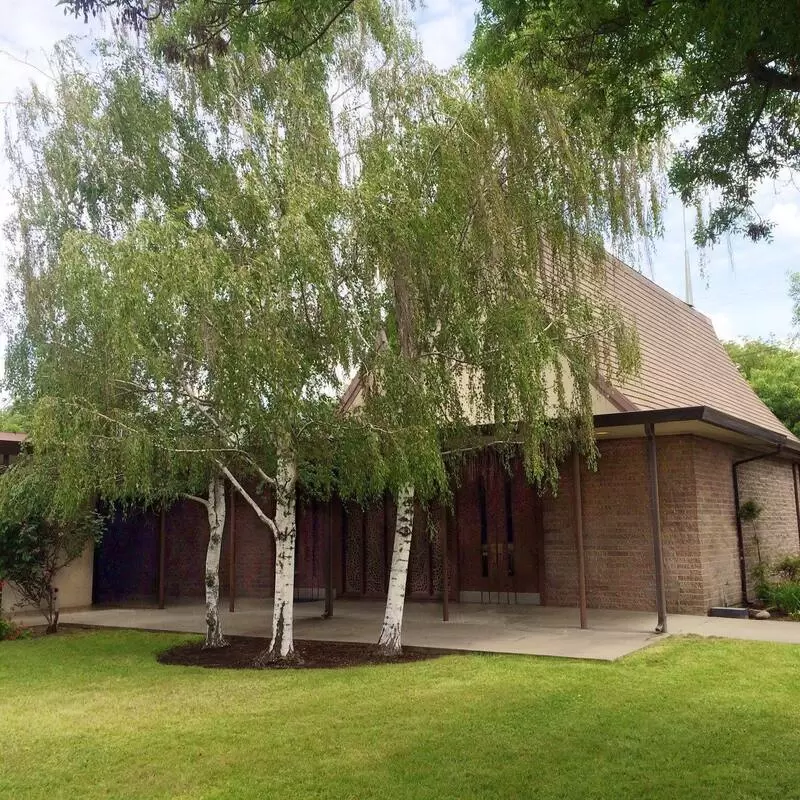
top-left (693, 438), bottom-right (745, 609)
top-left (543, 436), bottom-right (702, 613)
top-left (543, 435), bottom-right (800, 615)
top-left (737, 454), bottom-right (799, 600)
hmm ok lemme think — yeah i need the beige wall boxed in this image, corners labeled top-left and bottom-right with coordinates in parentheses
top-left (1, 541), bottom-right (94, 616)
top-left (345, 359), bottom-right (622, 423)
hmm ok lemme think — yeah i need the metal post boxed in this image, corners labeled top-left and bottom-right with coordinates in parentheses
top-left (228, 482), bottom-right (237, 613)
top-left (645, 424), bottom-right (667, 633)
top-left (323, 502), bottom-right (334, 618)
top-left (157, 507), bottom-right (166, 610)
top-left (571, 448), bottom-right (588, 629)
top-left (442, 507), bottom-right (450, 622)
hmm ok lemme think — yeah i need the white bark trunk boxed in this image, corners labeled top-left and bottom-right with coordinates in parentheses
top-left (257, 448), bottom-right (298, 664)
top-left (378, 484), bottom-right (415, 656)
top-left (204, 473), bottom-right (227, 648)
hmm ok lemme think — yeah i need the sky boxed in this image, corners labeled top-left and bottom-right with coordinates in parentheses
top-left (1, 0), bottom-right (800, 362)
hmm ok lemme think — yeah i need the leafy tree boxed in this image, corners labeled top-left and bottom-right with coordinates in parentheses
top-left (0, 408), bottom-right (27, 434)
top-left (59, 0), bottom-right (379, 67)
top-left (471, 0), bottom-right (800, 246)
top-left (3, 39), bottom-right (371, 662)
top-left (0, 455), bottom-right (104, 633)
top-left (725, 339), bottom-right (800, 436)
top-left (343, 40), bottom-right (657, 653)
top-left (8, 8), bottom-right (660, 662)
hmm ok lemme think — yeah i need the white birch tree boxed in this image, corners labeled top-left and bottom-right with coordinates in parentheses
top-left (342, 46), bottom-right (662, 655)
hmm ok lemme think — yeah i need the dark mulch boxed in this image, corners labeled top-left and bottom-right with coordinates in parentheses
top-left (157, 636), bottom-right (450, 670)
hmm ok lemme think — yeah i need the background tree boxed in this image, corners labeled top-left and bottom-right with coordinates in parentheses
top-left (471, 0), bottom-right (800, 246)
top-left (0, 408), bottom-right (27, 434)
top-left (58, 0), bottom-right (385, 68)
top-left (725, 339), bottom-right (800, 437)
top-left (0, 453), bottom-right (104, 633)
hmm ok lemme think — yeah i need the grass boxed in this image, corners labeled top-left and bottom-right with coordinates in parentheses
top-left (2, 631), bottom-right (800, 799)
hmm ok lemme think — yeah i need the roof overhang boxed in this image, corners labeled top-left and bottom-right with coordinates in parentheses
top-left (594, 406), bottom-right (800, 459)
top-left (0, 432), bottom-right (26, 457)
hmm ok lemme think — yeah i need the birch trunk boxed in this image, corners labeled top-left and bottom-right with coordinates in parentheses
top-left (204, 473), bottom-right (227, 648)
top-left (256, 449), bottom-right (298, 664)
top-left (377, 484), bottom-right (415, 656)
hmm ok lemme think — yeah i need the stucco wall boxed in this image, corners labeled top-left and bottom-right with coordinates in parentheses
top-left (1, 541), bottom-right (95, 615)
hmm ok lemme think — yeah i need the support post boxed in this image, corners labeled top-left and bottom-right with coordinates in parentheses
top-left (228, 482), bottom-right (237, 613)
top-left (323, 501), bottom-right (334, 618)
top-left (157, 507), bottom-right (166, 610)
top-left (571, 448), bottom-right (588, 629)
top-left (442, 507), bottom-right (450, 622)
top-left (645, 424), bottom-right (667, 634)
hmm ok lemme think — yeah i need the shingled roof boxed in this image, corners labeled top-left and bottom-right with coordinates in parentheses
top-left (602, 254), bottom-right (796, 441)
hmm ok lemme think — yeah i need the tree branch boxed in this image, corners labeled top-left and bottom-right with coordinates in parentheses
top-left (217, 462), bottom-right (277, 536)
top-left (182, 493), bottom-right (210, 508)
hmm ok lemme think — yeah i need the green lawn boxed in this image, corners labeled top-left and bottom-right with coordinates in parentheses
top-left (2, 631), bottom-right (800, 799)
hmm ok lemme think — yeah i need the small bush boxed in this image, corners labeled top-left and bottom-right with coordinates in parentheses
top-left (775, 556), bottom-right (800, 582)
top-left (755, 556), bottom-right (800, 614)
top-left (761, 582), bottom-right (800, 614)
top-left (0, 613), bottom-right (30, 641)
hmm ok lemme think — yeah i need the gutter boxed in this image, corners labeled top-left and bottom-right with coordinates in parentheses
top-left (732, 445), bottom-right (783, 605)
top-left (594, 406), bottom-right (800, 455)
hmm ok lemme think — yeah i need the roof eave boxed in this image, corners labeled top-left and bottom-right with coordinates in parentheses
top-left (593, 406), bottom-right (800, 457)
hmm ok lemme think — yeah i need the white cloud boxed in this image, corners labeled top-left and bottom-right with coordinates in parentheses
top-left (415, 0), bottom-right (478, 69)
top-left (769, 201), bottom-right (800, 239)
top-left (709, 312), bottom-right (736, 341)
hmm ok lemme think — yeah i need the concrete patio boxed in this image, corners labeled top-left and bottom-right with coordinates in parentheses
top-left (43, 598), bottom-right (800, 661)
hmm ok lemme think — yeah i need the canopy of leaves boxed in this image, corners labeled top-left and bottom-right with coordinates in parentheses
top-left (725, 338), bottom-right (800, 437)
top-left (0, 408), bottom-right (27, 434)
top-left (59, 0), bottom-right (392, 68)
top-left (5, 12), bottom-right (659, 511)
top-left (471, 0), bottom-right (800, 246)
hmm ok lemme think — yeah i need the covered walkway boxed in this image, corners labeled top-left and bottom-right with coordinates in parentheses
top-left (50, 599), bottom-right (800, 661)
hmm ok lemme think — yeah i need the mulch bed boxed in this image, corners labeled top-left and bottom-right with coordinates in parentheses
top-left (157, 636), bottom-right (449, 670)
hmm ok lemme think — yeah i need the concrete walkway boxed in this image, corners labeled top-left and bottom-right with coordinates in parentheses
top-left (45, 599), bottom-right (800, 661)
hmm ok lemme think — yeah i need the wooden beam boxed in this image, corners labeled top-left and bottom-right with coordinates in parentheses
top-left (228, 482), bottom-right (237, 613)
top-left (157, 507), bottom-right (166, 610)
top-left (442, 506), bottom-right (450, 622)
top-left (571, 448), bottom-right (588, 629)
top-left (646, 424), bottom-right (668, 634)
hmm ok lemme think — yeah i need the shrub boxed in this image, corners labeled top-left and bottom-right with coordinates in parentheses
top-left (0, 457), bottom-right (104, 633)
top-left (755, 556), bottom-right (800, 614)
top-left (761, 581), bottom-right (800, 615)
top-left (0, 606), bottom-right (30, 641)
top-left (775, 556), bottom-right (800, 582)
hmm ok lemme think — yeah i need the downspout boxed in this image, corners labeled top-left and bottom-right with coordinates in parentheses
top-left (732, 445), bottom-right (783, 605)
top-left (793, 463), bottom-right (800, 550)
top-left (645, 424), bottom-right (667, 633)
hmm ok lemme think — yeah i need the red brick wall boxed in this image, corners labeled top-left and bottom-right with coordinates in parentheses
top-left (543, 435), bottom-right (800, 614)
top-left (543, 437), bottom-right (701, 613)
top-left (693, 438), bottom-right (745, 608)
top-left (736, 454), bottom-right (799, 600)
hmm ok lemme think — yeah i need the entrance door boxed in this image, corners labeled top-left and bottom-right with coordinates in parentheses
top-left (456, 459), bottom-right (541, 603)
